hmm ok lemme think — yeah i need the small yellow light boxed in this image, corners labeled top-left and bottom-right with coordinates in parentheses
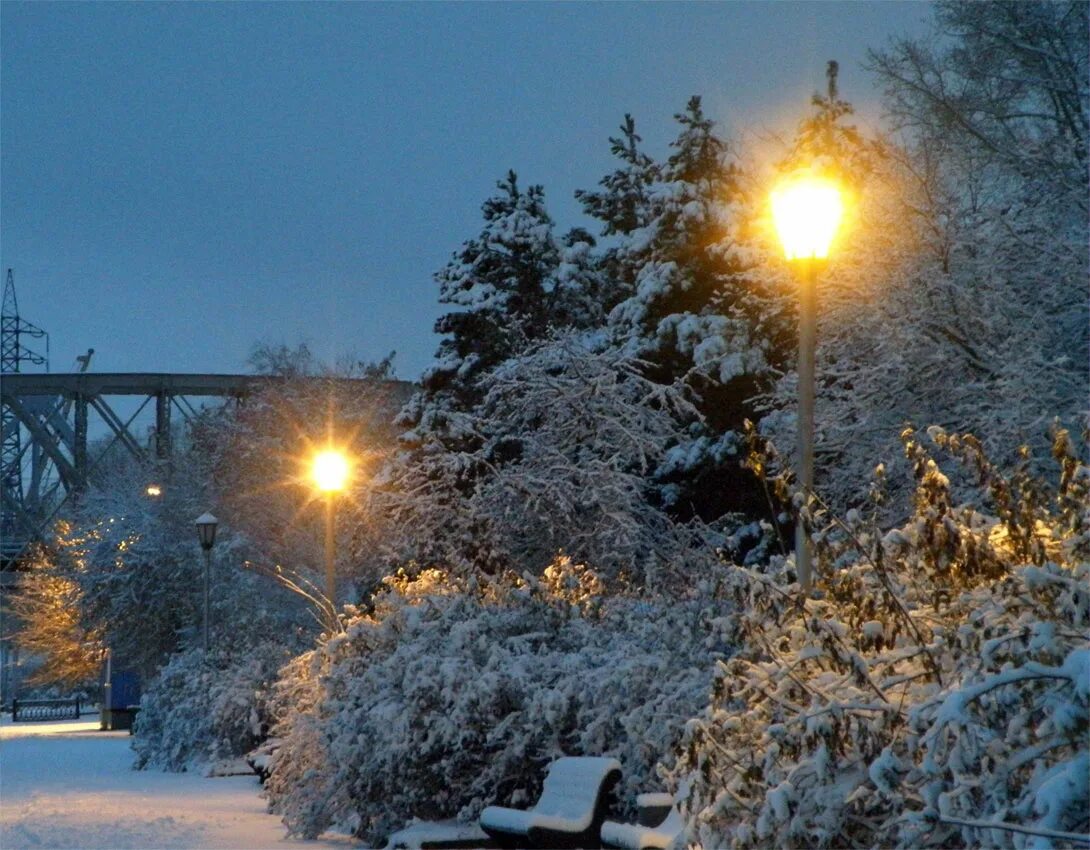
top-left (146, 485), bottom-right (162, 497)
top-left (311, 450), bottom-right (350, 492)
top-left (771, 174), bottom-right (844, 261)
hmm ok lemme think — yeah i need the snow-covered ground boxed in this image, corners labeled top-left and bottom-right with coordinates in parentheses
top-left (0, 714), bottom-right (360, 849)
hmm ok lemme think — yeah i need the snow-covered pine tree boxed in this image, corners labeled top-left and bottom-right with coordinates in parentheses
top-left (601, 97), bottom-right (789, 522)
top-left (387, 174), bottom-right (584, 575)
top-left (550, 227), bottom-right (617, 331)
top-left (575, 114), bottom-right (660, 310)
top-left (778, 60), bottom-right (875, 188)
top-left (577, 114), bottom-right (660, 239)
top-left (418, 171), bottom-right (563, 421)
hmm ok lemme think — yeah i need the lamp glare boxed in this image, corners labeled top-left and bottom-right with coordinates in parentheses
top-left (312, 450), bottom-right (350, 492)
top-left (771, 175), bottom-right (844, 261)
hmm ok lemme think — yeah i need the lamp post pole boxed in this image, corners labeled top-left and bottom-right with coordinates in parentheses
top-left (796, 258), bottom-right (817, 593)
top-left (771, 171), bottom-right (843, 598)
top-left (324, 492), bottom-right (336, 607)
top-left (310, 448), bottom-right (350, 612)
top-left (203, 547), bottom-right (212, 652)
top-left (194, 513), bottom-right (219, 653)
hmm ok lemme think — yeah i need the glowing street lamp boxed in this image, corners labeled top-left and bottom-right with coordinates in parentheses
top-left (771, 173), bottom-right (844, 593)
top-left (311, 449), bottom-right (350, 607)
top-left (771, 176), bottom-right (843, 261)
top-left (312, 450), bottom-right (350, 493)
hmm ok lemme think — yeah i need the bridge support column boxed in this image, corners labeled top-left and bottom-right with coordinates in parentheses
top-left (155, 392), bottom-right (171, 460)
top-left (74, 395), bottom-right (88, 492)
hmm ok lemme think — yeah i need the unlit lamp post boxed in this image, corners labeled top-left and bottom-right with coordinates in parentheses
top-left (194, 512), bottom-right (218, 651)
top-left (310, 450), bottom-right (350, 608)
top-left (771, 173), bottom-right (844, 593)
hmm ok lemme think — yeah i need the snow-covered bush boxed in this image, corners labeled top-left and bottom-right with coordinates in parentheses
top-left (133, 639), bottom-right (294, 772)
top-left (266, 562), bottom-right (733, 845)
top-left (670, 425), bottom-right (1090, 849)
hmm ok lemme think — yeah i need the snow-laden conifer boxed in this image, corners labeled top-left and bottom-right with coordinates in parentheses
top-left (420, 171), bottom-right (564, 418)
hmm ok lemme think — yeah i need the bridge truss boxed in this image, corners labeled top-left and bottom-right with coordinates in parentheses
top-left (0, 372), bottom-right (265, 564)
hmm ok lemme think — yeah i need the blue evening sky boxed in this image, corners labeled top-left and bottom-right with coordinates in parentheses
top-left (2, 1), bottom-right (931, 381)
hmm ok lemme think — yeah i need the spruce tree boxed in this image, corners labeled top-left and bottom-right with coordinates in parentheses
top-left (423, 171), bottom-right (561, 413)
top-left (576, 114), bottom-right (660, 310)
top-left (550, 227), bottom-right (619, 331)
top-left (576, 113), bottom-right (660, 238)
top-left (603, 97), bottom-right (788, 521)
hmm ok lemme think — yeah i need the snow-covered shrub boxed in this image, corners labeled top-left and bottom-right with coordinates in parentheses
top-left (266, 562), bottom-right (733, 845)
top-left (133, 639), bottom-right (293, 772)
top-left (671, 425), bottom-right (1090, 849)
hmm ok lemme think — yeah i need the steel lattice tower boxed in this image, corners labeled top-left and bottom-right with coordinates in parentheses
top-left (1, 269), bottom-right (48, 548)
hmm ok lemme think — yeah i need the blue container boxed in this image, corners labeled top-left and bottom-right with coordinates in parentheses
top-left (103, 670), bottom-right (141, 731)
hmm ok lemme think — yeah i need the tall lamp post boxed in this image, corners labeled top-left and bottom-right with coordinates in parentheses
top-left (194, 512), bottom-right (218, 652)
top-left (311, 450), bottom-right (350, 607)
top-left (771, 173), bottom-right (843, 593)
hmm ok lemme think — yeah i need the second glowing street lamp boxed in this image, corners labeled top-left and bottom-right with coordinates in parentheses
top-left (771, 173), bottom-right (843, 593)
top-left (311, 450), bottom-right (350, 606)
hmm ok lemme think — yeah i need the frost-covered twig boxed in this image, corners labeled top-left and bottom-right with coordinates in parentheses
top-left (936, 815), bottom-right (1090, 845)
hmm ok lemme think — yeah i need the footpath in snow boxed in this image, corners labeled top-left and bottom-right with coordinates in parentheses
top-left (0, 714), bottom-right (360, 850)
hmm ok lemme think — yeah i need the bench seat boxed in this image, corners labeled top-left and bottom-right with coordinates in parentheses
top-left (600, 800), bottom-right (683, 850)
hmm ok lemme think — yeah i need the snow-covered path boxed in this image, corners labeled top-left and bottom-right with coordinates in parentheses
top-left (0, 716), bottom-right (360, 850)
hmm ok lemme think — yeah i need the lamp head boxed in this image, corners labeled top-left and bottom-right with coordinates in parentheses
top-left (195, 512), bottom-right (218, 551)
top-left (311, 450), bottom-right (350, 493)
top-left (771, 173), bottom-right (844, 261)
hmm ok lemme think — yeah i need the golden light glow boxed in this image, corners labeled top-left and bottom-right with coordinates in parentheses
top-left (771, 174), bottom-right (844, 260)
top-left (311, 450), bottom-right (350, 492)
top-left (146, 484), bottom-right (162, 497)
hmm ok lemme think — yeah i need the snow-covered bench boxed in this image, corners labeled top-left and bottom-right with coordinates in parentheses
top-left (479, 756), bottom-right (622, 849)
top-left (600, 793), bottom-right (683, 850)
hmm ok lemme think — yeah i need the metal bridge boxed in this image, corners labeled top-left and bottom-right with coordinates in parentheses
top-left (0, 371), bottom-right (410, 564)
top-left (2, 371), bottom-right (260, 562)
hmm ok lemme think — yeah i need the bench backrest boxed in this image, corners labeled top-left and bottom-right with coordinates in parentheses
top-left (533, 756), bottom-right (622, 820)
